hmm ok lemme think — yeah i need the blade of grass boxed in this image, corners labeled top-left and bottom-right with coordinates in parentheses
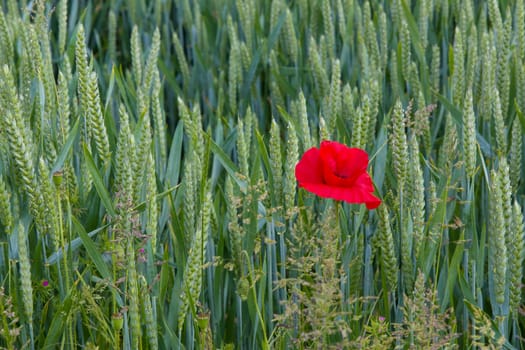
top-left (82, 143), bottom-right (116, 216)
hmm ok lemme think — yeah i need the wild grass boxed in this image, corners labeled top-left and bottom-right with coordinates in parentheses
top-left (0, 0), bottom-right (524, 349)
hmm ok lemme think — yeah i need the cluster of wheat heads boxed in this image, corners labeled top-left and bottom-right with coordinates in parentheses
top-left (0, 0), bottom-right (524, 349)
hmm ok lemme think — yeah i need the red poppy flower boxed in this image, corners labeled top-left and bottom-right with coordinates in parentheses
top-left (295, 141), bottom-right (381, 209)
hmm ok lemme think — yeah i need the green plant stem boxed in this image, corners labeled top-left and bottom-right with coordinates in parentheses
top-left (243, 251), bottom-right (269, 350)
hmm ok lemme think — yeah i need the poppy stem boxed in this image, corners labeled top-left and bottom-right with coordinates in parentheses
top-left (334, 200), bottom-right (342, 242)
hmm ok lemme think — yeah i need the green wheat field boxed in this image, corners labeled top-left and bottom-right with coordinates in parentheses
top-left (0, 0), bottom-right (524, 348)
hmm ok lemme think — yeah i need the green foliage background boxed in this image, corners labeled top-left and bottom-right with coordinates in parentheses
top-left (0, 0), bottom-right (524, 348)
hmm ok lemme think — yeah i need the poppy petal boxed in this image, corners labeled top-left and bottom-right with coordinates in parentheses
top-left (364, 194), bottom-right (382, 209)
top-left (353, 172), bottom-right (375, 193)
top-left (298, 182), bottom-right (380, 208)
top-left (295, 140), bottom-right (381, 210)
top-left (295, 147), bottom-right (323, 184)
top-left (319, 141), bottom-right (369, 185)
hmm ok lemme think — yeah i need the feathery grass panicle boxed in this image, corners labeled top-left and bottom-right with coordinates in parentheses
top-left (0, 287), bottom-right (20, 348)
top-left (396, 270), bottom-right (458, 347)
top-left (509, 200), bottom-right (524, 315)
top-left (489, 169), bottom-right (508, 305)
top-left (463, 87), bottom-right (477, 178)
top-left (276, 205), bottom-right (353, 348)
top-left (470, 303), bottom-right (507, 348)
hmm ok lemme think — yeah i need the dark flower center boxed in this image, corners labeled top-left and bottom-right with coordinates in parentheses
top-left (334, 171), bottom-right (349, 179)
